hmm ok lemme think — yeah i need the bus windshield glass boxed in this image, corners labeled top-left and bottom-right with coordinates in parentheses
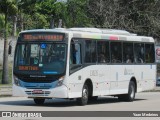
top-left (14, 43), bottom-right (67, 75)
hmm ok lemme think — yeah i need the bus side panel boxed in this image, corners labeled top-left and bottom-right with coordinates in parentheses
top-left (67, 69), bottom-right (83, 98)
top-left (83, 65), bottom-right (111, 96)
top-left (68, 65), bottom-right (110, 98)
top-left (110, 65), bottom-right (128, 95)
top-left (142, 65), bottom-right (156, 91)
top-left (134, 65), bottom-right (142, 92)
top-left (83, 66), bottom-right (100, 96)
top-left (120, 65), bottom-right (135, 93)
top-left (134, 65), bottom-right (156, 92)
top-left (95, 65), bottom-right (110, 96)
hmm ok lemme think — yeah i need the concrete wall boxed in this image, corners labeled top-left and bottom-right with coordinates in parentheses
top-left (0, 37), bottom-right (17, 65)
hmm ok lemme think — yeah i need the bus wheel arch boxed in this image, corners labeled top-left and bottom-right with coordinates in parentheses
top-left (84, 79), bottom-right (98, 101)
top-left (130, 77), bottom-right (137, 93)
top-left (125, 77), bottom-right (137, 101)
top-left (118, 77), bottom-right (137, 102)
top-left (84, 79), bottom-right (93, 98)
top-left (76, 79), bottom-right (94, 105)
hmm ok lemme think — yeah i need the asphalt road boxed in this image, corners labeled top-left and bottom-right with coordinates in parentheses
top-left (0, 92), bottom-right (160, 111)
top-left (0, 92), bottom-right (160, 120)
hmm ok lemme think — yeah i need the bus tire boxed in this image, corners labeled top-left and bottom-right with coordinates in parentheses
top-left (118, 81), bottom-right (136, 102)
top-left (76, 84), bottom-right (89, 106)
top-left (34, 98), bottom-right (45, 105)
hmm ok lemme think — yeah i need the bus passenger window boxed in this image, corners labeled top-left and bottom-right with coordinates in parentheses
top-left (123, 43), bottom-right (134, 63)
top-left (97, 41), bottom-right (110, 63)
top-left (99, 53), bottom-right (106, 63)
top-left (111, 42), bottom-right (122, 63)
top-left (85, 40), bottom-right (96, 63)
top-left (134, 43), bottom-right (144, 63)
top-left (126, 55), bottom-right (132, 63)
top-left (145, 44), bottom-right (155, 63)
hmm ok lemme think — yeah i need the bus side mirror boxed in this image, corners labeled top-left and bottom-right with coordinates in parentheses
top-left (8, 45), bottom-right (12, 55)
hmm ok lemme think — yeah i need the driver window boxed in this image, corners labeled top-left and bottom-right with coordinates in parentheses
top-left (70, 40), bottom-right (81, 65)
top-left (30, 44), bottom-right (39, 65)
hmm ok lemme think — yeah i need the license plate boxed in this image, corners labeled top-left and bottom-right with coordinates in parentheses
top-left (32, 90), bottom-right (43, 94)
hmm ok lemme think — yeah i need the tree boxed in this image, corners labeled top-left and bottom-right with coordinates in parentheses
top-left (117, 0), bottom-right (160, 38)
top-left (65, 0), bottom-right (91, 27)
top-left (0, 0), bottom-right (17, 84)
top-left (36, 0), bottom-right (66, 28)
top-left (0, 14), bottom-right (5, 37)
top-left (16, 0), bottom-right (48, 30)
top-left (17, 0), bottom-right (40, 31)
top-left (87, 0), bottom-right (160, 39)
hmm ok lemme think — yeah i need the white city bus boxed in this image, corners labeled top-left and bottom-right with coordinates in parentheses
top-left (13, 28), bottom-right (156, 105)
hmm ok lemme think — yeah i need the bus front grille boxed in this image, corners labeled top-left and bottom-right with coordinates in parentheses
top-left (25, 91), bottom-right (51, 96)
top-left (21, 78), bottom-right (54, 83)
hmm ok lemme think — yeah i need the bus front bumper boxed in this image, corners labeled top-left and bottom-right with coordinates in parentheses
top-left (12, 84), bottom-right (68, 98)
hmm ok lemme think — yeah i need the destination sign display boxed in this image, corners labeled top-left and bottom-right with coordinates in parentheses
top-left (21, 33), bottom-right (64, 41)
top-left (19, 66), bottom-right (39, 71)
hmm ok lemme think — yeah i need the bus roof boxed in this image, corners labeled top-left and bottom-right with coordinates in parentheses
top-left (20, 28), bottom-right (155, 43)
top-left (20, 28), bottom-right (133, 35)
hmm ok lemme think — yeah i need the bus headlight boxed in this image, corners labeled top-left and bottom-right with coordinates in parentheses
top-left (56, 76), bottom-right (65, 87)
top-left (13, 75), bottom-right (20, 86)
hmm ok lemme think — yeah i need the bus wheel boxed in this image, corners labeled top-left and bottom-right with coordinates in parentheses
top-left (76, 84), bottom-right (89, 106)
top-left (118, 81), bottom-right (136, 102)
top-left (34, 98), bottom-right (45, 105)
top-left (127, 81), bottom-right (136, 101)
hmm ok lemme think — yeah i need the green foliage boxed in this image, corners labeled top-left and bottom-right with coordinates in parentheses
top-left (23, 13), bottom-right (48, 29)
top-left (0, 0), bottom-right (18, 36)
top-left (0, 0), bottom-right (160, 38)
top-left (87, 0), bottom-right (160, 39)
top-left (17, 0), bottom-right (38, 14)
top-left (0, 0), bottom-right (18, 84)
top-left (65, 0), bottom-right (91, 27)
top-left (36, 0), bottom-right (91, 28)
top-left (0, 0), bottom-right (18, 15)
top-left (0, 14), bottom-right (5, 32)
top-left (36, 0), bottom-right (66, 27)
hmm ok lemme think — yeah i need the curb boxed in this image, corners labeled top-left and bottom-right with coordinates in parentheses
top-left (0, 86), bottom-right (12, 96)
top-left (0, 86), bottom-right (12, 89)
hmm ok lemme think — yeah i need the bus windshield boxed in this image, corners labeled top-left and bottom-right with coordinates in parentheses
top-left (14, 43), bottom-right (67, 75)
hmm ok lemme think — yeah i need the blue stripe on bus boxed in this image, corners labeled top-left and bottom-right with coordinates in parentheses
top-left (43, 71), bottom-right (58, 74)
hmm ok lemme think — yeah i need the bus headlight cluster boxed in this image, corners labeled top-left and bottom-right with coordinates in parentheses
top-left (13, 75), bottom-right (20, 86)
top-left (56, 76), bottom-right (65, 87)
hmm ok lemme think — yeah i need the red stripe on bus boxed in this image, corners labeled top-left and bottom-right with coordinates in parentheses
top-left (109, 36), bottom-right (118, 40)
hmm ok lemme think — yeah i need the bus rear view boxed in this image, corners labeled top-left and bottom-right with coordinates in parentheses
top-left (13, 30), bottom-right (68, 104)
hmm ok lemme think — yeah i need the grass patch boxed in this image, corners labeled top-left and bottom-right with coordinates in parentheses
top-left (0, 95), bottom-right (12, 97)
top-left (0, 84), bottom-right (12, 87)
